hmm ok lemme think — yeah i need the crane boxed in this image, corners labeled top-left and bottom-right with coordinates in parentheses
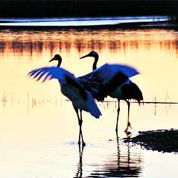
top-left (80, 51), bottom-right (143, 132)
top-left (28, 56), bottom-right (102, 146)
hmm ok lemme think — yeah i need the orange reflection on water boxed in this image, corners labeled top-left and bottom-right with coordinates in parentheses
top-left (0, 29), bottom-right (178, 57)
top-left (0, 28), bottom-right (178, 177)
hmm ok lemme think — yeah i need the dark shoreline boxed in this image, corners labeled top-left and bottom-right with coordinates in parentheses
top-left (124, 129), bottom-right (178, 153)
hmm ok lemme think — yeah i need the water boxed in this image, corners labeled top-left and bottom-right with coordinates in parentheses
top-left (0, 23), bottom-right (178, 177)
top-left (0, 16), bottom-right (169, 26)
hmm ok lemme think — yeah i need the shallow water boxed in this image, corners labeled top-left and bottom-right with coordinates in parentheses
top-left (0, 16), bottom-right (168, 26)
top-left (0, 27), bottom-right (178, 177)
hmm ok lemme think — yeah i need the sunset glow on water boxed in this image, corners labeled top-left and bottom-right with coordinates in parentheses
top-left (0, 28), bottom-right (178, 177)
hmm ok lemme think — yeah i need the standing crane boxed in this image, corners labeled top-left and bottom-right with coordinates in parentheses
top-left (80, 51), bottom-right (143, 132)
top-left (28, 54), bottom-right (102, 146)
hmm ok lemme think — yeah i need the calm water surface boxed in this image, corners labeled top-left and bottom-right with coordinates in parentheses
top-left (0, 16), bottom-right (168, 26)
top-left (0, 28), bottom-right (178, 177)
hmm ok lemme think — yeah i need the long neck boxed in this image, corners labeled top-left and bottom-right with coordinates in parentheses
top-left (57, 60), bottom-right (62, 67)
top-left (93, 56), bottom-right (98, 70)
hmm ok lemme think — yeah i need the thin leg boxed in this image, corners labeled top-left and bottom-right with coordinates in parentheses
top-left (79, 110), bottom-right (86, 147)
top-left (115, 100), bottom-right (120, 133)
top-left (125, 100), bottom-right (132, 132)
top-left (74, 107), bottom-right (83, 146)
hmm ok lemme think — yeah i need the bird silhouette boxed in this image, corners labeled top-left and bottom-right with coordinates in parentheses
top-left (28, 54), bottom-right (102, 146)
top-left (43, 53), bottom-right (142, 133)
top-left (80, 51), bottom-right (143, 132)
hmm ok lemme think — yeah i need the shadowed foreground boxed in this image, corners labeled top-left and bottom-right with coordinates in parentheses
top-left (124, 129), bottom-right (178, 153)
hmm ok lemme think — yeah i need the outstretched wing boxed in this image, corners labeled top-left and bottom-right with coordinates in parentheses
top-left (107, 63), bottom-right (139, 78)
top-left (81, 63), bottom-right (139, 82)
top-left (28, 66), bottom-right (75, 82)
top-left (78, 63), bottom-right (139, 101)
top-left (28, 66), bottom-right (102, 118)
top-left (28, 66), bottom-right (88, 100)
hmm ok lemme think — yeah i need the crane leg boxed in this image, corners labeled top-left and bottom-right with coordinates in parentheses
top-left (79, 110), bottom-right (85, 147)
top-left (74, 107), bottom-right (85, 146)
top-left (125, 101), bottom-right (132, 132)
top-left (115, 100), bottom-right (120, 133)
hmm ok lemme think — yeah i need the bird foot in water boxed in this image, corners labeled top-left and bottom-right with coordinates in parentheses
top-left (124, 128), bottom-right (128, 133)
top-left (125, 131), bottom-right (132, 138)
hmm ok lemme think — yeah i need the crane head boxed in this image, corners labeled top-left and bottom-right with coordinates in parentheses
top-left (49, 54), bottom-right (62, 62)
top-left (49, 54), bottom-right (62, 67)
top-left (80, 51), bottom-right (99, 59)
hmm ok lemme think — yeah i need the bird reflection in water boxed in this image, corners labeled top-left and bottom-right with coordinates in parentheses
top-left (88, 134), bottom-right (142, 177)
top-left (74, 144), bottom-right (85, 178)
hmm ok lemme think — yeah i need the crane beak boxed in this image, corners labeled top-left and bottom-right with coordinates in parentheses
top-left (49, 57), bottom-right (54, 62)
top-left (80, 53), bottom-right (90, 59)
